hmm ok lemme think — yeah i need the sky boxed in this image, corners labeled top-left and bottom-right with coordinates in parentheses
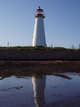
top-left (0, 0), bottom-right (80, 48)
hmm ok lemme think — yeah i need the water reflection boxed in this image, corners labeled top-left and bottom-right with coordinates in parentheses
top-left (32, 75), bottom-right (46, 107)
top-left (0, 71), bottom-right (80, 107)
top-left (32, 73), bottom-right (72, 107)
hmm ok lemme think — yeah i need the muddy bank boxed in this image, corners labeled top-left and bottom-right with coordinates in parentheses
top-left (0, 61), bottom-right (80, 78)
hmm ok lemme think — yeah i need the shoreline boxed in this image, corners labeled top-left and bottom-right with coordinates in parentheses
top-left (0, 60), bottom-right (80, 79)
top-left (0, 59), bottom-right (80, 61)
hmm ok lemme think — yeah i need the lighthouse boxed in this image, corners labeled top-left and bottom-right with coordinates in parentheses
top-left (32, 6), bottom-right (47, 47)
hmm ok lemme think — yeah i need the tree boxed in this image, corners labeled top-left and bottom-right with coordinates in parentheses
top-left (79, 44), bottom-right (80, 49)
top-left (7, 41), bottom-right (9, 47)
top-left (50, 44), bottom-right (53, 48)
top-left (72, 45), bottom-right (75, 49)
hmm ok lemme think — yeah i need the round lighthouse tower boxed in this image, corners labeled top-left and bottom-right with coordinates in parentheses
top-left (32, 6), bottom-right (47, 47)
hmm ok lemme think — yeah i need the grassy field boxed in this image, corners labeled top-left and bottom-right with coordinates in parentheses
top-left (0, 46), bottom-right (79, 51)
top-left (0, 46), bottom-right (79, 61)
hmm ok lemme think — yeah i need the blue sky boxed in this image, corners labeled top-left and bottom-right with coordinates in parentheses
top-left (0, 0), bottom-right (80, 48)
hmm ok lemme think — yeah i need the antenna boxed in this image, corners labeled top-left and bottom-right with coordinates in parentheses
top-left (37, 0), bottom-right (41, 8)
top-left (38, 6), bottom-right (40, 9)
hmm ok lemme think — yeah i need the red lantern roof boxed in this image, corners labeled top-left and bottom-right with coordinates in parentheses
top-left (35, 14), bottom-right (45, 18)
top-left (35, 6), bottom-right (45, 18)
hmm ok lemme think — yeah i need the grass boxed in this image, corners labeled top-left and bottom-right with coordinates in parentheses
top-left (0, 46), bottom-right (79, 51)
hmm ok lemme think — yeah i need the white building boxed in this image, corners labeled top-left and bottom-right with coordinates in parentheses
top-left (32, 6), bottom-right (47, 47)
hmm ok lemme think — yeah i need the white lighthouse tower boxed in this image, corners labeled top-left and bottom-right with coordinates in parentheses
top-left (32, 6), bottom-right (47, 47)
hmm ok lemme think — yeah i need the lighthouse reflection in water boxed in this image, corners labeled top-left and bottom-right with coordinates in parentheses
top-left (1, 73), bottom-right (80, 107)
top-left (32, 75), bottom-right (46, 107)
